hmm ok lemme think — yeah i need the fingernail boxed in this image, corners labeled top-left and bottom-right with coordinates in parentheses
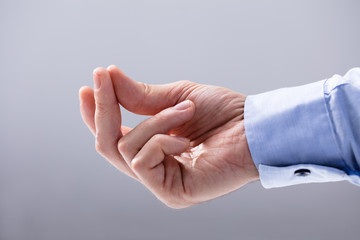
top-left (94, 77), bottom-right (100, 89)
top-left (107, 65), bottom-right (116, 71)
top-left (173, 100), bottom-right (190, 110)
top-left (174, 136), bottom-right (190, 143)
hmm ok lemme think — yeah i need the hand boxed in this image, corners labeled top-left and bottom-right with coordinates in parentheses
top-left (79, 66), bottom-right (259, 209)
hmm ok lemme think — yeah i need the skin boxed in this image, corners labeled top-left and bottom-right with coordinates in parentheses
top-left (79, 65), bottom-right (259, 209)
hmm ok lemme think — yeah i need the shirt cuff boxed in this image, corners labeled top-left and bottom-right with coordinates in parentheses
top-left (258, 164), bottom-right (349, 188)
top-left (244, 79), bottom-right (349, 188)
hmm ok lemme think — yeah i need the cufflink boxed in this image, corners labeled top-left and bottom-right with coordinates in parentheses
top-left (294, 169), bottom-right (311, 177)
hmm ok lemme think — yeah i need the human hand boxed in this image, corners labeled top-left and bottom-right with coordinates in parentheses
top-left (79, 66), bottom-right (259, 209)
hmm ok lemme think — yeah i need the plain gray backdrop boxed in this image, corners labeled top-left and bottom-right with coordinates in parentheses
top-left (1, 0), bottom-right (359, 239)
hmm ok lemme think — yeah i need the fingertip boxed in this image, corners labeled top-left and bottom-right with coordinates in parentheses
top-left (186, 99), bottom-right (195, 110)
top-left (172, 100), bottom-right (195, 117)
top-left (79, 87), bottom-right (95, 108)
top-left (79, 85), bottom-right (91, 94)
top-left (79, 86), bottom-right (92, 101)
top-left (79, 86), bottom-right (86, 101)
top-left (189, 101), bottom-right (196, 117)
top-left (93, 67), bottom-right (107, 76)
top-left (79, 86), bottom-right (94, 96)
top-left (186, 100), bottom-right (196, 114)
top-left (188, 99), bottom-right (195, 107)
top-left (107, 65), bottom-right (128, 78)
top-left (107, 64), bottom-right (118, 72)
top-left (93, 67), bottom-right (112, 90)
top-left (79, 88), bottom-right (96, 135)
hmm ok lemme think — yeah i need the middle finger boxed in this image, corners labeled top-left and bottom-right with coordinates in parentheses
top-left (118, 100), bottom-right (195, 168)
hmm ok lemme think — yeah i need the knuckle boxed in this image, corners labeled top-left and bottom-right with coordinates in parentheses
top-left (130, 158), bottom-right (142, 171)
top-left (117, 140), bottom-right (127, 154)
top-left (178, 80), bottom-right (193, 86)
top-left (141, 82), bottom-right (152, 97)
top-left (95, 140), bottom-right (104, 154)
top-left (150, 134), bottom-right (163, 144)
top-left (94, 133), bottom-right (111, 155)
top-left (131, 82), bottom-right (151, 111)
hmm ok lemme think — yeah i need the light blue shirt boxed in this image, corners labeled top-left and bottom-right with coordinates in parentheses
top-left (244, 68), bottom-right (360, 188)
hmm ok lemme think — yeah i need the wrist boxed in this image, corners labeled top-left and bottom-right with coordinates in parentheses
top-left (233, 93), bottom-right (259, 185)
top-left (239, 118), bottom-right (260, 183)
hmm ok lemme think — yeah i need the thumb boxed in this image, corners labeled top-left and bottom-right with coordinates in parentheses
top-left (107, 65), bottom-right (193, 115)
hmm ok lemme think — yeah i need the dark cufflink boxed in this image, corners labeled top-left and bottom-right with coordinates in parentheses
top-left (294, 169), bottom-right (311, 177)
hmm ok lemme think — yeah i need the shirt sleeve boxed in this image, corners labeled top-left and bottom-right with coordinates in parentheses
top-left (244, 68), bottom-right (360, 188)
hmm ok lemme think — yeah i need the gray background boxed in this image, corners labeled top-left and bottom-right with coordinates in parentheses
top-left (1, 0), bottom-right (359, 239)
